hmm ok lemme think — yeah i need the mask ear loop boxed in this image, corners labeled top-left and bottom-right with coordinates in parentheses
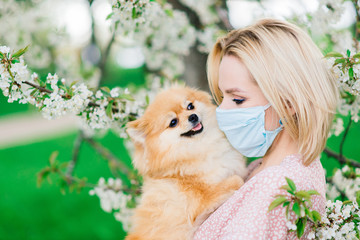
top-left (264, 103), bottom-right (271, 110)
top-left (265, 103), bottom-right (284, 127)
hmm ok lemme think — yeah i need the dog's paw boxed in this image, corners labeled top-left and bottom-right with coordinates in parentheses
top-left (224, 174), bottom-right (244, 191)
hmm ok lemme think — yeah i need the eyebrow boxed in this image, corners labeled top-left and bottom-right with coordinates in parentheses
top-left (225, 88), bottom-right (246, 94)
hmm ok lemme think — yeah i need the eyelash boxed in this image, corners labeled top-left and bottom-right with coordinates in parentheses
top-left (232, 98), bottom-right (245, 105)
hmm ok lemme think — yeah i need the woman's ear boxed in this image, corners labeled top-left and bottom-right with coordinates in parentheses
top-left (126, 119), bottom-right (147, 145)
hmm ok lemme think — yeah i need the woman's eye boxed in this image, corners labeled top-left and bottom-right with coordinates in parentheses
top-left (169, 118), bottom-right (178, 128)
top-left (232, 99), bottom-right (245, 105)
top-left (187, 103), bottom-right (194, 110)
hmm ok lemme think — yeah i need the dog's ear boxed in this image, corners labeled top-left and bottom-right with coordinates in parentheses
top-left (126, 119), bottom-right (147, 145)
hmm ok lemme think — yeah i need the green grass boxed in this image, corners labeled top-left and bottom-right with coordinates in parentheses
top-left (0, 93), bottom-right (34, 117)
top-left (0, 131), bottom-right (132, 240)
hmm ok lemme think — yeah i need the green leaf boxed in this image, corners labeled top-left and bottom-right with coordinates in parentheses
top-left (132, 7), bottom-right (136, 19)
top-left (307, 190), bottom-right (320, 196)
top-left (285, 177), bottom-right (296, 192)
top-left (59, 179), bottom-right (67, 195)
top-left (347, 49), bottom-right (351, 58)
top-left (349, 67), bottom-right (354, 79)
top-left (296, 217), bottom-right (307, 238)
top-left (49, 151), bottom-right (59, 166)
top-left (11, 59), bottom-right (20, 64)
top-left (334, 58), bottom-right (345, 65)
top-left (100, 86), bottom-right (111, 93)
top-left (30, 89), bottom-right (38, 96)
top-left (305, 207), bottom-right (313, 221)
top-left (106, 100), bottom-right (114, 118)
top-left (280, 185), bottom-right (292, 191)
top-left (165, 9), bottom-right (173, 17)
top-left (356, 191), bottom-right (360, 207)
top-left (60, 162), bottom-right (69, 169)
top-left (292, 202), bottom-right (300, 216)
top-left (119, 93), bottom-right (134, 101)
top-left (0, 51), bottom-right (4, 59)
top-left (324, 51), bottom-right (343, 58)
top-left (59, 85), bottom-right (68, 92)
top-left (11, 45), bottom-right (29, 58)
top-left (268, 196), bottom-right (288, 212)
top-left (283, 201), bottom-right (290, 207)
top-left (295, 190), bottom-right (311, 200)
top-left (106, 12), bottom-right (114, 20)
top-left (353, 52), bottom-right (360, 58)
top-left (311, 210), bottom-right (322, 222)
top-left (69, 81), bottom-right (78, 88)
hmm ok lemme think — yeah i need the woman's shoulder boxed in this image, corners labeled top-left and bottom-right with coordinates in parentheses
top-left (245, 154), bottom-right (326, 197)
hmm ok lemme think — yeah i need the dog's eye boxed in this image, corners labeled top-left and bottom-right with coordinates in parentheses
top-left (187, 103), bottom-right (194, 110)
top-left (169, 118), bottom-right (178, 128)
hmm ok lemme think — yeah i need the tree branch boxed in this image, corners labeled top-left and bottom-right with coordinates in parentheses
top-left (215, 1), bottom-right (233, 30)
top-left (97, 32), bottom-right (116, 88)
top-left (323, 147), bottom-right (360, 168)
top-left (65, 132), bottom-right (84, 183)
top-left (24, 80), bottom-right (52, 94)
top-left (326, 176), bottom-right (346, 200)
top-left (352, 0), bottom-right (360, 51)
top-left (20, 79), bottom-right (138, 117)
top-left (167, 0), bottom-right (203, 29)
top-left (83, 137), bottom-right (133, 177)
top-left (339, 116), bottom-right (352, 163)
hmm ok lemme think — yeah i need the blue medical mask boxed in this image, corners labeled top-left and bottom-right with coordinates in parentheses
top-left (216, 103), bottom-right (283, 158)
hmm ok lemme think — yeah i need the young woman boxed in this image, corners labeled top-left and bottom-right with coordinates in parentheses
top-left (193, 19), bottom-right (338, 239)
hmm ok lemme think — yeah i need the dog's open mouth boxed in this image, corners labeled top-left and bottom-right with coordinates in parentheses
top-left (180, 122), bottom-right (203, 137)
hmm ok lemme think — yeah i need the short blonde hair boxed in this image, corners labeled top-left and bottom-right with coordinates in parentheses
top-left (208, 18), bottom-right (339, 166)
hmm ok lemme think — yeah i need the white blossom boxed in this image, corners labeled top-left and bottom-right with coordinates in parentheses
top-left (327, 165), bottom-right (360, 200)
top-left (178, 0), bottom-right (219, 25)
top-left (330, 117), bottom-right (344, 137)
top-left (89, 177), bottom-right (137, 232)
top-left (110, 1), bottom-right (196, 79)
top-left (0, 46), bottom-right (10, 54)
top-left (311, 200), bottom-right (360, 239)
top-left (286, 221), bottom-right (297, 231)
top-left (310, 0), bottom-right (345, 35)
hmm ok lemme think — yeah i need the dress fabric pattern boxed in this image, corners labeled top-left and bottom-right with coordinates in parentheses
top-left (193, 154), bottom-right (326, 240)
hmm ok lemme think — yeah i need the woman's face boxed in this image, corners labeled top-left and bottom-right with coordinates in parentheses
top-left (218, 55), bottom-right (280, 131)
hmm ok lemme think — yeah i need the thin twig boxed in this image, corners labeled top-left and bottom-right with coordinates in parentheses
top-left (326, 177), bottom-right (346, 200)
top-left (215, 4), bottom-right (233, 31)
top-left (83, 137), bottom-right (133, 177)
top-left (97, 32), bottom-right (116, 88)
top-left (339, 116), bottom-right (352, 163)
top-left (353, 0), bottom-right (360, 51)
top-left (324, 148), bottom-right (360, 168)
top-left (21, 79), bottom-right (138, 117)
top-left (65, 132), bottom-right (84, 183)
top-left (167, 0), bottom-right (202, 28)
top-left (24, 81), bottom-right (52, 94)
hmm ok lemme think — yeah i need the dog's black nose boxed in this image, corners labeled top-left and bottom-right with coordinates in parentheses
top-left (188, 114), bottom-right (198, 123)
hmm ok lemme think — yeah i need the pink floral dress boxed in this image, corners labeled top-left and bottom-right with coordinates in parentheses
top-left (193, 154), bottom-right (326, 240)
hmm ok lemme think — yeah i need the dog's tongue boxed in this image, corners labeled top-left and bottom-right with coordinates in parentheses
top-left (192, 123), bottom-right (202, 131)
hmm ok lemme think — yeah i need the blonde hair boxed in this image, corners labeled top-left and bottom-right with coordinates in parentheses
top-left (208, 18), bottom-right (339, 166)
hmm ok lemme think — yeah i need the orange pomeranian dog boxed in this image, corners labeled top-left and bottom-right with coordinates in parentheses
top-left (125, 86), bottom-right (247, 240)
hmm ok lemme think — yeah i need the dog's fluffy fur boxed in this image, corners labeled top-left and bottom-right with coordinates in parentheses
top-left (126, 87), bottom-right (247, 240)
